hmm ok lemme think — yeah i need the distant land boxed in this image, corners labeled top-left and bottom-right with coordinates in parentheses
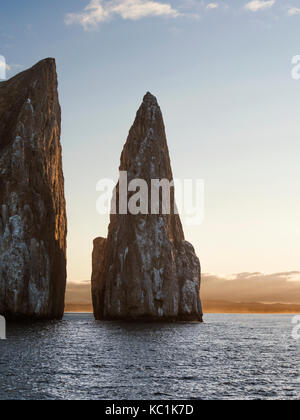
top-left (65, 272), bottom-right (300, 314)
top-left (203, 301), bottom-right (300, 314)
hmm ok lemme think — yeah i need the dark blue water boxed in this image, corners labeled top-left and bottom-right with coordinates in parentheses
top-left (0, 314), bottom-right (299, 400)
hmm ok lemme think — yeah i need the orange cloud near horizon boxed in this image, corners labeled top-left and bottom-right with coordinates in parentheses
top-left (201, 271), bottom-right (300, 304)
top-left (65, 271), bottom-right (300, 314)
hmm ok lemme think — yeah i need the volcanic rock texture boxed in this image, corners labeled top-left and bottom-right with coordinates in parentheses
top-left (92, 93), bottom-right (202, 322)
top-left (0, 59), bottom-right (67, 320)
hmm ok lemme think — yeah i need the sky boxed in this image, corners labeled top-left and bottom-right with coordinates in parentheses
top-left (1, 0), bottom-right (300, 283)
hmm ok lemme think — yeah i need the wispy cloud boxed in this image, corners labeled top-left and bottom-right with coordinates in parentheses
top-left (65, 0), bottom-right (179, 29)
top-left (0, 56), bottom-right (6, 80)
top-left (206, 2), bottom-right (219, 10)
top-left (8, 63), bottom-right (23, 70)
top-left (244, 0), bottom-right (275, 12)
top-left (0, 57), bottom-right (6, 69)
top-left (0, 57), bottom-right (23, 80)
top-left (287, 7), bottom-right (300, 16)
top-left (65, 0), bottom-right (300, 29)
top-left (65, 271), bottom-right (300, 306)
top-left (202, 271), bottom-right (300, 304)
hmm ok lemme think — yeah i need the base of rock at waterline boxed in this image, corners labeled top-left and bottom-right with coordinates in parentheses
top-left (94, 314), bottom-right (203, 323)
top-left (2, 312), bottom-right (64, 322)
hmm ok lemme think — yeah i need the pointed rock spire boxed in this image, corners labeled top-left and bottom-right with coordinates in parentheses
top-left (0, 59), bottom-right (67, 320)
top-left (92, 93), bottom-right (203, 322)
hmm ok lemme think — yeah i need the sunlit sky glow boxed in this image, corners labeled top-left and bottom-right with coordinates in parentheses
top-left (1, 0), bottom-right (300, 282)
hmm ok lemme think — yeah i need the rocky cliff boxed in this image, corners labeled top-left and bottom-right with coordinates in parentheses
top-left (0, 58), bottom-right (67, 320)
top-left (92, 92), bottom-right (202, 322)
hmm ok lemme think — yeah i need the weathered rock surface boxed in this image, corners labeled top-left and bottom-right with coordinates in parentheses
top-left (0, 59), bottom-right (67, 320)
top-left (92, 92), bottom-right (203, 322)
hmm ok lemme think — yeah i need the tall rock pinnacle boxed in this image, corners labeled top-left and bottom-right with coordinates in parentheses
top-left (0, 59), bottom-right (67, 320)
top-left (92, 92), bottom-right (203, 322)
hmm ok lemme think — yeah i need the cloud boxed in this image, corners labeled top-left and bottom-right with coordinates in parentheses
top-left (287, 7), bottom-right (300, 16)
top-left (65, 271), bottom-right (300, 307)
top-left (65, 281), bottom-right (92, 304)
top-left (0, 57), bottom-right (12, 71)
top-left (206, 2), bottom-right (219, 9)
top-left (202, 271), bottom-right (300, 304)
top-left (244, 0), bottom-right (275, 12)
top-left (7, 63), bottom-right (24, 71)
top-left (65, 0), bottom-right (179, 29)
top-left (0, 57), bottom-right (24, 80)
top-left (0, 56), bottom-right (6, 69)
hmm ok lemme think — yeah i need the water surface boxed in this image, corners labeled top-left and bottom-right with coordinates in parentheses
top-left (0, 313), bottom-right (299, 400)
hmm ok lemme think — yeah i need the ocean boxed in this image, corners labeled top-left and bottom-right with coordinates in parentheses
top-left (0, 313), bottom-right (299, 400)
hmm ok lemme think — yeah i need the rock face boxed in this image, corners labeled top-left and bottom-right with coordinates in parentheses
top-left (92, 92), bottom-right (203, 322)
top-left (0, 59), bottom-right (67, 320)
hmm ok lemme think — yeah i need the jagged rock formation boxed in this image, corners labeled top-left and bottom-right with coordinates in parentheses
top-left (92, 92), bottom-right (203, 322)
top-left (0, 59), bottom-right (67, 320)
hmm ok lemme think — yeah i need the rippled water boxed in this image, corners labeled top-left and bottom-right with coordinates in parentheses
top-left (0, 314), bottom-right (299, 400)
